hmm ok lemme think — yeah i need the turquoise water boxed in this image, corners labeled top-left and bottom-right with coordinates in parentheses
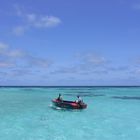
top-left (0, 87), bottom-right (140, 140)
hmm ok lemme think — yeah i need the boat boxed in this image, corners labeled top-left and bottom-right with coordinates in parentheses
top-left (52, 99), bottom-right (87, 109)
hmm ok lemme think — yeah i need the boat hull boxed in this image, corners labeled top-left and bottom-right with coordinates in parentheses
top-left (52, 99), bottom-right (87, 109)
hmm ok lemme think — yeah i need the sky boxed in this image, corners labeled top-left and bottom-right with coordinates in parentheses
top-left (0, 0), bottom-right (140, 86)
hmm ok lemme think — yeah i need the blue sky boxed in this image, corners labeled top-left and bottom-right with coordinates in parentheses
top-left (0, 0), bottom-right (140, 86)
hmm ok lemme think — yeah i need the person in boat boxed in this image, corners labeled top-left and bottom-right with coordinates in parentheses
top-left (76, 95), bottom-right (83, 104)
top-left (57, 94), bottom-right (63, 101)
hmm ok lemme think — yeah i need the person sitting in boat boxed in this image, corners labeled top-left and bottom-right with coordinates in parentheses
top-left (76, 95), bottom-right (83, 104)
top-left (57, 94), bottom-right (63, 101)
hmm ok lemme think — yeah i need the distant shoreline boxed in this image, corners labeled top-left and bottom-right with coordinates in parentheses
top-left (0, 86), bottom-right (140, 88)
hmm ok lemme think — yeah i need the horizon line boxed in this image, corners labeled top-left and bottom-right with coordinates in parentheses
top-left (0, 85), bottom-right (140, 87)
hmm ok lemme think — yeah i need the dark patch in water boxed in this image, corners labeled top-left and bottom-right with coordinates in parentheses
top-left (64, 91), bottom-right (92, 93)
top-left (56, 88), bottom-right (84, 91)
top-left (65, 89), bottom-right (85, 90)
top-left (64, 93), bottom-right (105, 97)
top-left (22, 88), bottom-right (34, 91)
top-left (81, 94), bottom-right (105, 97)
top-left (112, 96), bottom-right (140, 100)
top-left (76, 91), bottom-right (92, 93)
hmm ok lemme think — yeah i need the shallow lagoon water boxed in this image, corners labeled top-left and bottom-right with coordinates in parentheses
top-left (0, 87), bottom-right (140, 140)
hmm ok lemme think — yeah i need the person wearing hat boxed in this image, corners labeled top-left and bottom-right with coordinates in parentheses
top-left (76, 95), bottom-right (83, 104)
top-left (57, 94), bottom-right (63, 101)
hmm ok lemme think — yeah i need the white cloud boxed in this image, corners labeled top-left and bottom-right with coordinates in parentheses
top-left (14, 4), bottom-right (23, 17)
top-left (0, 42), bottom-right (52, 69)
top-left (13, 26), bottom-right (26, 36)
top-left (77, 53), bottom-right (106, 65)
top-left (0, 43), bottom-right (8, 52)
top-left (25, 14), bottom-right (61, 28)
top-left (26, 14), bottom-right (36, 22)
top-left (0, 42), bottom-right (24, 58)
top-left (26, 14), bottom-right (61, 28)
top-left (0, 61), bottom-right (14, 67)
top-left (135, 69), bottom-right (140, 74)
top-left (33, 16), bottom-right (61, 28)
top-left (85, 54), bottom-right (106, 65)
top-left (13, 6), bottom-right (62, 35)
top-left (27, 56), bottom-right (52, 68)
top-left (7, 50), bottom-right (25, 57)
top-left (51, 53), bottom-right (107, 75)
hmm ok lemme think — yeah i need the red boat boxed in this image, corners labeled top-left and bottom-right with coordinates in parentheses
top-left (52, 99), bottom-right (87, 109)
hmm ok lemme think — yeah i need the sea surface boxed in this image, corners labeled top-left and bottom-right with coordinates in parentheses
top-left (0, 86), bottom-right (140, 140)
